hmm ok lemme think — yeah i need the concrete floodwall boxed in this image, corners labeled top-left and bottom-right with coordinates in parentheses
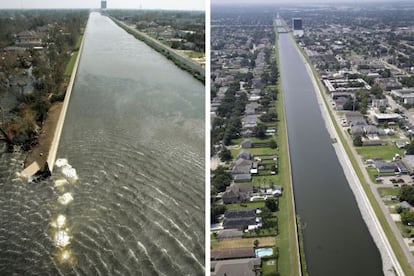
top-left (46, 18), bottom-right (88, 172)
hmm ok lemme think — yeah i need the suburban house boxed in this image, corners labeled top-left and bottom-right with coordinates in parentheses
top-left (15, 31), bottom-right (43, 47)
top-left (399, 201), bottom-right (414, 211)
top-left (402, 155), bottom-right (414, 175)
top-left (373, 113), bottom-right (401, 124)
top-left (223, 209), bottom-right (257, 230)
top-left (345, 111), bottom-right (367, 126)
top-left (222, 183), bottom-right (253, 204)
top-left (211, 258), bottom-right (261, 276)
top-left (232, 159), bottom-right (253, 175)
top-left (245, 102), bottom-right (262, 115)
top-left (216, 229), bottom-right (243, 240)
top-left (374, 160), bottom-right (399, 174)
top-left (232, 151), bottom-right (258, 182)
top-left (241, 139), bottom-right (254, 149)
top-left (211, 247), bottom-right (255, 260)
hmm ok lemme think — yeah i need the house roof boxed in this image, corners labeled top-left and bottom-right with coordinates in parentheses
top-left (223, 217), bottom-right (257, 229)
top-left (374, 161), bottom-right (398, 172)
top-left (217, 229), bottom-right (243, 240)
top-left (211, 247), bottom-right (255, 260)
top-left (241, 140), bottom-right (253, 148)
top-left (236, 150), bottom-right (253, 161)
top-left (232, 159), bottom-right (253, 175)
top-left (211, 258), bottom-right (261, 276)
top-left (233, 174), bottom-right (252, 182)
top-left (400, 201), bottom-right (413, 209)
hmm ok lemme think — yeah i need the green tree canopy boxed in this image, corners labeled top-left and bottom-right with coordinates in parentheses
top-left (399, 186), bottom-right (414, 205)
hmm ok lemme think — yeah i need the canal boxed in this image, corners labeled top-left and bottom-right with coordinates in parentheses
top-left (0, 12), bottom-right (204, 275)
top-left (278, 32), bottom-right (383, 275)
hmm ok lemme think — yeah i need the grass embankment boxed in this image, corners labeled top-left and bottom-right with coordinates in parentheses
top-left (296, 41), bottom-right (414, 274)
top-left (110, 18), bottom-right (204, 83)
top-left (64, 35), bottom-right (83, 77)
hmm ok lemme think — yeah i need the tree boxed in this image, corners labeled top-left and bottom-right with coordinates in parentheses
top-left (265, 198), bottom-right (279, 212)
top-left (254, 123), bottom-right (267, 139)
top-left (254, 239), bottom-right (259, 248)
top-left (219, 148), bottom-right (232, 162)
top-left (400, 210), bottom-right (414, 225)
top-left (353, 135), bottom-right (363, 147)
top-left (260, 110), bottom-right (277, 122)
top-left (379, 106), bottom-right (386, 113)
top-left (211, 205), bottom-right (227, 224)
top-left (269, 140), bottom-right (277, 149)
top-left (399, 186), bottom-right (414, 205)
top-left (211, 166), bottom-right (232, 193)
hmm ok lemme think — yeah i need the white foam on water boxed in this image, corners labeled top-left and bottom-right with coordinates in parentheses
top-left (58, 193), bottom-right (74, 205)
top-left (153, 221), bottom-right (203, 270)
top-left (55, 159), bottom-right (68, 168)
top-left (55, 230), bottom-right (70, 247)
top-left (154, 197), bottom-right (164, 204)
top-left (54, 179), bottom-right (69, 187)
top-left (153, 187), bottom-right (179, 207)
top-left (61, 250), bottom-right (71, 261)
top-left (56, 215), bottom-right (66, 228)
top-left (62, 166), bottom-right (78, 180)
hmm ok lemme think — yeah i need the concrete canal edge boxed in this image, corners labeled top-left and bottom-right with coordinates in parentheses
top-left (46, 19), bottom-right (88, 173)
top-left (109, 17), bottom-right (205, 82)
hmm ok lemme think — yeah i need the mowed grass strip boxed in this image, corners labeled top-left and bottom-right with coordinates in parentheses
top-left (226, 201), bottom-right (265, 210)
top-left (356, 144), bottom-right (404, 161)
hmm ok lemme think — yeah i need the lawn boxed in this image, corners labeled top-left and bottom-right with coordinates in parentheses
top-left (249, 147), bottom-right (278, 156)
top-left (226, 201), bottom-right (265, 210)
top-left (262, 258), bottom-right (278, 276)
top-left (356, 144), bottom-right (404, 161)
top-left (64, 51), bottom-right (78, 77)
top-left (232, 136), bottom-right (275, 145)
top-left (378, 187), bottom-right (400, 197)
top-left (64, 35), bottom-right (84, 77)
top-left (211, 237), bottom-right (276, 250)
top-left (186, 51), bottom-right (204, 58)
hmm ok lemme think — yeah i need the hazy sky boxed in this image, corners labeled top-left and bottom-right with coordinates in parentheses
top-left (213, 0), bottom-right (394, 4)
top-left (0, 0), bottom-right (205, 10)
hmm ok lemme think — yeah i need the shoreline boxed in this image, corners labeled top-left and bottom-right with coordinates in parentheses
top-left (291, 33), bottom-right (404, 275)
top-left (110, 17), bottom-right (205, 83)
top-left (22, 19), bottom-right (88, 176)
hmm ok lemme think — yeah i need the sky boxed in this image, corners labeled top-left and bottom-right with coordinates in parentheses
top-left (212, 0), bottom-right (396, 4)
top-left (0, 0), bottom-right (205, 11)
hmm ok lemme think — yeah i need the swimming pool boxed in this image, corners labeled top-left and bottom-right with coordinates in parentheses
top-left (255, 247), bottom-right (273, 257)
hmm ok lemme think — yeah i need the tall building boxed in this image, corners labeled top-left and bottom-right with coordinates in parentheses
top-left (101, 0), bottom-right (107, 9)
top-left (292, 18), bottom-right (303, 31)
